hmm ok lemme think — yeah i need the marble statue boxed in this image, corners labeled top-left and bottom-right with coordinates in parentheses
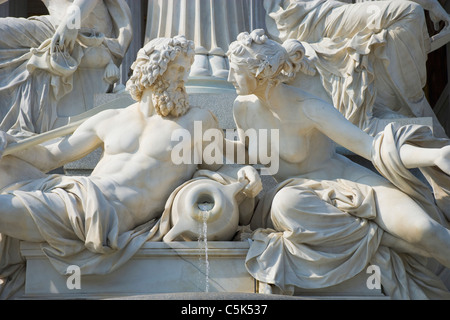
top-left (164, 177), bottom-right (251, 242)
top-left (0, 0), bottom-right (132, 137)
top-left (143, 0), bottom-right (450, 135)
top-left (0, 35), bottom-right (262, 299)
top-left (263, 0), bottom-right (450, 137)
top-left (226, 29), bottom-right (450, 299)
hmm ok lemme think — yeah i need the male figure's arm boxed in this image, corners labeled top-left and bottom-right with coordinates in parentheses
top-left (195, 108), bottom-right (262, 226)
top-left (1, 109), bottom-right (115, 173)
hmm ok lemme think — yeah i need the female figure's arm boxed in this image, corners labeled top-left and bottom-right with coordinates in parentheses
top-left (302, 98), bottom-right (373, 160)
top-left (50, 0), bottom-right (101, 53)
top-left (400, 144), bottom-right (450, 173)
top-left (303, 97), bottom-right (450, 174)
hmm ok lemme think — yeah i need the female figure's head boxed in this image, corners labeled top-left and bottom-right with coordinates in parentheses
top-left (227, 29), bottom-right (315, 96)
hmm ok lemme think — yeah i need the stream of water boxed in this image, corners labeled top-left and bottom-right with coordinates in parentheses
top-left (198, 202), bottom-right (213, 292)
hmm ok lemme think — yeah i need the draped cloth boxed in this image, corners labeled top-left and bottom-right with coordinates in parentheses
top-left (245, 123), bottom-right (450, 299)
top-left (0, 0), bottom-right (132, 136)
top-left (0, 174), bottom-right (157, 299)
top-left (0, 169), bottom-right (236, 299)
top-left (264, 0), bottom-right (445, 137)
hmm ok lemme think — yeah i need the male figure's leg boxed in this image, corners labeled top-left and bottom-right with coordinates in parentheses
top-left (0, 156), bottom-right (49, 243)
top-left (0, 156), bottom-right (46, 190)
top-left (0, 194), bottom-right (44, 242)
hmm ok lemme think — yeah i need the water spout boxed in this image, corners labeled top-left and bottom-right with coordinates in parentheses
top-left (198, 201), bottom-right (214, 212)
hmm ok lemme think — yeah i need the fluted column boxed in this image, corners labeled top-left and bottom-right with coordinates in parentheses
top-left (145, 0), bottom-right (260, 80)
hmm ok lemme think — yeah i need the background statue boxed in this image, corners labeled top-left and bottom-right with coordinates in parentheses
top-left (0, 35), bottom-right (262, 299)
top-left (263, 0), bottom-right (450, 137)
top-left (0, 0), bottom-right (132, 137)
top-left (227, 29), bottom-right (450, 299)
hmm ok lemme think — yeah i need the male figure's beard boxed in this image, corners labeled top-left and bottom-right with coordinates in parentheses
top-left (152, 79), bottom-right (190, 117)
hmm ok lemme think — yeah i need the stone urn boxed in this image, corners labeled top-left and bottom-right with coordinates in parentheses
top-left (163, 179), bottom-right (247, 242)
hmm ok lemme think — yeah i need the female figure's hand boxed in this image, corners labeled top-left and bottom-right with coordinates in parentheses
top-left (237, 166), bottom-right (263, 198)
top-left (51, 22), bottom-right (78, 53)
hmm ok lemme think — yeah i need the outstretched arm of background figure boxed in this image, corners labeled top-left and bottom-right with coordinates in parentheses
top-left (51, 0), bottom-right (101, 53)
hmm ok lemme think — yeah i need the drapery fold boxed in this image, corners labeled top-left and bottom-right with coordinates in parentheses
top-left (264, 0), bottom-right (443, 136)
top-left (246, 123), bottom-right (450, 299)
top-left (0, 169), bottom-right (237, 299)
top-left (0, 0), bottom-right (132, 136)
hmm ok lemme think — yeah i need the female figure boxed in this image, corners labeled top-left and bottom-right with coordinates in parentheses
top-left (0, 0), bottom-right (132, 136)
top-left (264, 0), bottom-right (450, 137)
top-left (227, 29), bottom-right (450, 299)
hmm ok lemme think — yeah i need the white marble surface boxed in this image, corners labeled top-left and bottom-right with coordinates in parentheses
top-left (20, 241), bottom-right (255, 299)
top-left (226, 28), bottom-right (450, 299)
top-left (0, 0), bottom-right (132, 136)
top-left (20, 241), bottom-right (388, 299)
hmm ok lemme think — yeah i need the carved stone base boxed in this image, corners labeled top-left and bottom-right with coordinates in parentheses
top-left (19, 241), bottom-right (386, 300)
top-left (20, 241), bottom-right (254, 299)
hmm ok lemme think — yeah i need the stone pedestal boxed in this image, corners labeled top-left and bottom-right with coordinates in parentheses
top-left (20, 241), bottom-right (254, 299)
top-left (19, 241), bottom-right (386, 300)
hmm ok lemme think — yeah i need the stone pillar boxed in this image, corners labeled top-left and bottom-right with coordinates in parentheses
top-left (145, 0), bottom-right (264, 93)
top-left (0, 1), bottom-right (8, 17)
top-left (120, 0), bottom-right (145, 88)
top-left (8, 0), bottom-right (27, 17)
top-left (0, 0), bottom-right (27, 18)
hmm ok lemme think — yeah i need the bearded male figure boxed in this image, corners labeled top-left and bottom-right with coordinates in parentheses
top-left (0, 35), bottom-right (262, 299)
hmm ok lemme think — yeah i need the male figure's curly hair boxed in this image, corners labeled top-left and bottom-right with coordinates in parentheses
top-left (126, 35), bottom-right (195, 102)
